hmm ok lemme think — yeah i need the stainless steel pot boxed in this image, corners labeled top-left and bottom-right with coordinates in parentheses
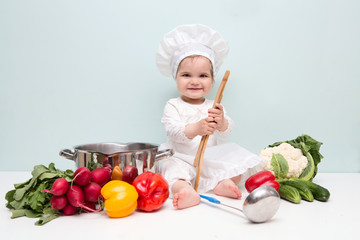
top-left (59, 142), bottom-right (173, 174)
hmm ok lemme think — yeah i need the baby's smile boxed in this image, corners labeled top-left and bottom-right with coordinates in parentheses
top-left (188, 87), bottom-right (203, 91)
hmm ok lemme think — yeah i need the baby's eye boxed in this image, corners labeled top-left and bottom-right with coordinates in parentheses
top-left (200, 74), bottom-right (208, 78)
top-left (182, 74), bottom-right (190, 77)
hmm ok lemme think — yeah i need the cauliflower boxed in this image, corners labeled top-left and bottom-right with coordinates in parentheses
top-left (259, 143), bottom-right (308, 178)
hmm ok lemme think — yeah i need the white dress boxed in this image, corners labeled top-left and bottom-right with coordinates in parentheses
top-left (158, 97), bottom-right (266, 195)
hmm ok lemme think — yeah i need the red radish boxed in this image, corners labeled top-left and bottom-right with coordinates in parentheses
top-left (103, 157), bottom-right (109, 165)
top-left (66, 185), bottom-right (97, 212)
top-left (90, 168), bottom-right (111, 186)
top-left (66, 185), bottom-right (84, 207)
top-left (73, 167), bottom-right (91, 186)
top-left (103, 163), bottom-right (112, 171)
top-left (84, 182), bottom-right (101, 202)
top-left (62, 204), bottom-right (78, 215)
top-left (122, 165), bottom-right (138, 184)
top-left (50, 195), bottom-right (68, 210)
top-left (42, 178), bottom-right (69, 196)
top-left (82, 201), bottom-right (97, 212)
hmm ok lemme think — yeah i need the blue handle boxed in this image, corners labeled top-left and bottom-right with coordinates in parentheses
top-left (199, 194), bottom-right (221, 204)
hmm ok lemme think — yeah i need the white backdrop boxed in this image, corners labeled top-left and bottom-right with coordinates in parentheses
top-left (0, 0), bottom-right (359, 172)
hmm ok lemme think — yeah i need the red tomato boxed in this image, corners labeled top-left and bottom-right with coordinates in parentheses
top-left (260, 180), bottom-right (280, 193)
top-left (245, 170), bottom-right (279, 193)
top-left (132, 172), bottom-right (169, 212)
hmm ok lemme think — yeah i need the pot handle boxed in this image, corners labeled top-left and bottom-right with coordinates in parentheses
top-left (155, 148), bottom-right (174, 161)
top-left (59, 149), bottom-right (76, 161)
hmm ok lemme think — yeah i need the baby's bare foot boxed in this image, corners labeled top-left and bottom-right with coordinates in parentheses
top-left (214, 179), bottom-right (242, 199)
top-left (173, 188), bottom-right (200, 209)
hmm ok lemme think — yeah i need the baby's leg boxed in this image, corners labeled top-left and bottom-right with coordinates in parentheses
top-left (172, 180), bottom-right (200, 209)
top-left (213, 175), bottom-right (242, 199)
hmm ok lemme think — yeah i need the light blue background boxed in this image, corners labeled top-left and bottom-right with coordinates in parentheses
top-left (1, 0), bottom-right (359, 172)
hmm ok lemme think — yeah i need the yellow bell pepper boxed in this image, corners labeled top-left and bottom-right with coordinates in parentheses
top-left (101, 180), bottom-right (138, 218)
top-left (111, 166), bottom-right (123, 180)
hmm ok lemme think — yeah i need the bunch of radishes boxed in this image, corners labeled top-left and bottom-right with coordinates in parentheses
top-left (43, 167), bottom-right (111, 215)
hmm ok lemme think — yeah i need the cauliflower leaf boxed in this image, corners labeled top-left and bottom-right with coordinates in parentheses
top-left (271, 153), bottom-right (289, 179)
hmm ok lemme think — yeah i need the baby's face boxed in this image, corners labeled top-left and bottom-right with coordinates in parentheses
top-left (176, 56), bottom-right (213, 104)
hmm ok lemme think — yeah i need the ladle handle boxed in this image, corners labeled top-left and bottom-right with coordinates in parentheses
top-left (199, 194), bottom-right (221, 204)
top-left (199, 194), bottom-right (243, 212)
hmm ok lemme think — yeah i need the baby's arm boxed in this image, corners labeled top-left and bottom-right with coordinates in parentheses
top-left (184, 103), bottom-right (232, 139)
top-left (161, 101), bottom-right (230, 141)
top-left (215, 116), bottom-right (233, 138)
top-left (161, 102), bottom-right (193, 143)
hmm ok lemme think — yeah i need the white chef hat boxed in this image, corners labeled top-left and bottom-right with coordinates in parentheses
top-left (156, 24), bottom-right (229, 79)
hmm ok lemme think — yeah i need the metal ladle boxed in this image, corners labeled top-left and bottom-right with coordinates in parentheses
top-left (200, 186), bottom-right (280, 223)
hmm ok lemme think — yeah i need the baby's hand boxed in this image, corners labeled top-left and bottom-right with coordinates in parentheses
top-left (208, 103), bottom-right (228, 132)
top-left (184, 117), bottom-right (217, 139)
top-left (198, 117), bottom-right (217, 136)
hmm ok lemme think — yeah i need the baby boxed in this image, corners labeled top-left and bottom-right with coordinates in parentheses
top-left (156, 24), bottom-right (265, 209)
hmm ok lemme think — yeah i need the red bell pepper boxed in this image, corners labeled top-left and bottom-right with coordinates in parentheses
top-left (132, 171), bottom-right (169, 212)
top-left (245, 170), bottom-right (279, 193)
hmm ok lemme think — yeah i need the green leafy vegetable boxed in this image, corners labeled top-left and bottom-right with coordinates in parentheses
top-left (271, 153), bottom-right (289, 179)
top-left (87, 153), bottom-right (103, 171)
top-left (5, 163), bottom-right (73, 225)
top-left (35, 208), bottom-right (58, 226)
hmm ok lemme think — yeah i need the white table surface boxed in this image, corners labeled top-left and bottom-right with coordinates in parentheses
top-left (1, 172), bottom-right (359, 240)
